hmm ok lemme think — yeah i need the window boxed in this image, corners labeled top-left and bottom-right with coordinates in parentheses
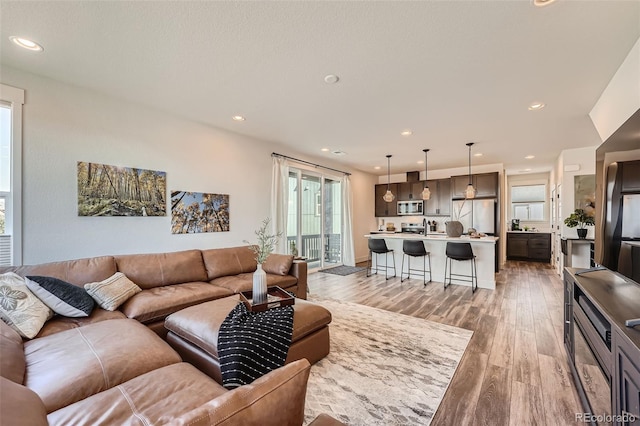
top-left (511, 184), bottom-right (546, 221)
top-left (0, 84), bottom-right (25, 266)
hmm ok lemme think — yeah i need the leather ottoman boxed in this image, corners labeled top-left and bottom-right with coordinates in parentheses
top-left (165, 295), bottom-right (331, 384)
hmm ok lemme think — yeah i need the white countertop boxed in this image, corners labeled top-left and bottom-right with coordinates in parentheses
top-left (507, 231), bottom-right (551, 234)
top-left (365, 233), bottom-right (499, 243)
top-left (622, 241), bottom-right (640, 248)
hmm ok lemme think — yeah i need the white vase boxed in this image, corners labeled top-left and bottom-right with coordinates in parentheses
top-left (253, 263), bottom-right (268, 304)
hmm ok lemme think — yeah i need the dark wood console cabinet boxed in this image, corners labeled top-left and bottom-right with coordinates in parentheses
top-left (507, 232), bottom-right (551, 262)
top-left (564, 268), bottom-right (640, 425)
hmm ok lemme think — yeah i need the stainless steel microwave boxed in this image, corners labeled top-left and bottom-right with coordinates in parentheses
top-left (397, 200), bottom-right (423, 215)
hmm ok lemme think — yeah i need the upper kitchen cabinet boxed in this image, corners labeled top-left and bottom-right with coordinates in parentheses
top-left (375, 183), bottom-right (398, 217)
top-left (424, 178), bottom-right (451, 216)
top-left (621, 160), bottom-right (640, 193)
top-left (452, 172), bottom-right (499, 199)
top-left (397, 181), bottom-right (425, 200)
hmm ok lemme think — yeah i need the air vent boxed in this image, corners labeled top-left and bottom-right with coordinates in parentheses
top-left (331, 150), bottom-right (347, 156)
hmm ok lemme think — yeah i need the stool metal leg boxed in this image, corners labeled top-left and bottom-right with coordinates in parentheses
top-left (427, 254), bottom-right (432, 285)
top-left (400, 253), bottom-right (407, 282)
top-left (444, 257), bottom-right (450, 289)
top-left (366, 250), bottom-right (372, 277)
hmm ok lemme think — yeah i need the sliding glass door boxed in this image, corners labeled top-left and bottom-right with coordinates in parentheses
top-left (287, 169), bottom-right (342, 270)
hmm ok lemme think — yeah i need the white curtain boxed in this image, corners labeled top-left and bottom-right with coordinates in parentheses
top-left (270, 156), bottom-right (289, 254)
top-left (341, 175), bottom-right (355, 266)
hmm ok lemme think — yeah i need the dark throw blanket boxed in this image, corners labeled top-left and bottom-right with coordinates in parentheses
top-left (218, 302), bottom-right (294, 389)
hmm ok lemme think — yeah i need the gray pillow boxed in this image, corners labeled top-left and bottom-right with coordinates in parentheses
top-left (25, 276), bottom-right (95, 318)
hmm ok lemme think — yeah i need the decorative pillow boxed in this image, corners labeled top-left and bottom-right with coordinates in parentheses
top-left (0, 272), bottom-right (53, 339)
top-left (84, 272), bottom-right (141, 311)
top-left (25, 276), bottom-right (95, 318)
top-left (262, 254), bottom-right (294, 276)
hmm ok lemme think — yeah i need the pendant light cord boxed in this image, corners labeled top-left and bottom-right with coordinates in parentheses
top-left (466, 143), bottom-right (474, 184)
top-left (386, 155), bottom-right (392, 190)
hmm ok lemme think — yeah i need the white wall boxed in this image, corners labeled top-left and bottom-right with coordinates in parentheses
top-left (590, 36), bottom-right (640, 142)
top-left (555, 146), bottom-right (597, 239)
top-left (1, 66), bottom-right (376, 264)
top-left (505, 172), bottom-right (551, 232)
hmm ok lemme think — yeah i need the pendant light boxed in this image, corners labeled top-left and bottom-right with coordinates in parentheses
top-left (421, 149), bottom-right (431, 200)
top-left (465, 142), bottom-right (476, 199)
top-left (382, 155), bottom-right (395, 202)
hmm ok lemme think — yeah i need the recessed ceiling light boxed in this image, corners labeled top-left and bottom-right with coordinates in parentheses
top-left (331, 150), bottom-right (346, 156)
top-left (9, 36), bottom-right (43, 52)
top-left (417, 160), bottom-right (424, 164)
top-left (528, 102), bottom-right (546, 111)
top-left (400, 130), bottom-right (413, 137)
top-left (231, 115), bottom-right (245, 121)
top-left (324, 74), bottom-right (339, 84)
top-left (533, 0), bottom-right (557, 7)
top-left (525, 155), bottom-right (535, 159)
top-left (321, 148), bottom-right (330, 152)
top-left (374, 166), bottom-right (381, 170)
top-left (474, 153), bottom-right (483, 157)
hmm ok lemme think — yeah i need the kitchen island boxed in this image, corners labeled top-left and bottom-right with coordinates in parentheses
top-left (365, 233), bottom-right (499, 289)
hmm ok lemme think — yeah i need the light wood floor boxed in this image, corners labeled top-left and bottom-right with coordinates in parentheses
top-left (308, 260), bottom-right (583, 426)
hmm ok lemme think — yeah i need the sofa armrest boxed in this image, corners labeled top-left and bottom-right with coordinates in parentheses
top-left (0, 377), bottom-right (48, 426)
top-left (169, 359), bottom-right (311, 426)
top-left (290, 261), bottom-right (308, 300)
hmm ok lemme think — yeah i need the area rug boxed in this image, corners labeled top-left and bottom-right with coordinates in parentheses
top-left (304, 298), bottom-right (473, 425)
top-left (318, 265), bottom-right (366, 276)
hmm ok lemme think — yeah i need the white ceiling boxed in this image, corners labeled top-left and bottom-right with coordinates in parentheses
top-left (1, 1), bottom-right (639, 175)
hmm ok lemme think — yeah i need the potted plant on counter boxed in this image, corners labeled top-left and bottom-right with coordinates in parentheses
top-left (564, 208), bottom-right (595, 239)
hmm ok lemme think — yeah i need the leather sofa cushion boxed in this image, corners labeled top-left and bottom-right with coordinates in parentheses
top-left (263, 254), bottom-right (294, 275)
top-left (120, 282), bottom-right (234, 323)
top-left (202, 246), bottom-right (257, 280)
top-left (165, 296), bottom-right (331, 360)
top-left (0, 320), bottom-right (25, 384)
top-left (35, 308), bottom-right (126, 338)
top-left (0, 256), bottom-right (117, 287)
top-left (24, 319), bottom-right (181, 413)
top-left (0, 377), bottom-right (48, 426)
top-left (210, 273), bottom-right (297, 294)
top-left (115, 250), bottom-right (207, 289)
top-left (47, 363), bottom-right (225, 426)
top-left (170, 359), bottom-right (311, 426)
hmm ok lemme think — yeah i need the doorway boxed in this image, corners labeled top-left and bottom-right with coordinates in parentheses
top-left (287, 169), bottom-right (342, 270)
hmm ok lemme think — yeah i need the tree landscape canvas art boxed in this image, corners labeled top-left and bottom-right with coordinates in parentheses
top-left (171, 191), bottom-right (230, 234)
top-left (77, 162), bottom-right (167, 216)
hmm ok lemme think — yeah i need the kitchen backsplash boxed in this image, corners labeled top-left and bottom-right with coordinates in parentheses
top-left (377, 216), bottom-right (450, 232)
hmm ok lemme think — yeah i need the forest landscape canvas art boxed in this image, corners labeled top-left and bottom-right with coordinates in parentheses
top-left (171, 191), bottom-right (230, 234)
top-left (77, 162), bottom-right (167, 216)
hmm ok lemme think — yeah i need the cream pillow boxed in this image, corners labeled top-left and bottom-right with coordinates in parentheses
top-left (84, 272), bottom-right (142, 311)
top-left (0, 272), bottom-right (53, 339)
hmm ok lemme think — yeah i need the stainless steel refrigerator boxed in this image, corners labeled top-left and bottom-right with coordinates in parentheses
top-left (452, 199), bottom-right (497, 235)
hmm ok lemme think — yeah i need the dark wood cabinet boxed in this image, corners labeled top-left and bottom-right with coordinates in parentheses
top-left (452, 172), bottom-right (499, 199)
top-left (621, 160), bottom-right (640, 193)
top-left (507, 233), bottom-right (529, 258)
top-left (475, 173), bottom-right (499, 198)
top-left (374, 183), bottom-right (398, 217)
top-left (397, 181), bottom-right (425, 201)
top-left (614, 331), bottom-right (640, 425)
top-left (564, 268), bottom-right (640, 426)
top-left (506, 232), bottom-right (550, 262)
top-left (423, 178), bottom-right (451, 216)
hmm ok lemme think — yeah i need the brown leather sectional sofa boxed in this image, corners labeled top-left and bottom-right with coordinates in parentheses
top-left (0, 246), bottom-right (312, 425)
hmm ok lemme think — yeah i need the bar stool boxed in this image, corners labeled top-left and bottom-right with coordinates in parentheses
top-left (367, 239), bottom-right (396, 279)
top-left (400, 240), bottom-right (432, 286)
top-left (444, 242), bottom-right (478, 293)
